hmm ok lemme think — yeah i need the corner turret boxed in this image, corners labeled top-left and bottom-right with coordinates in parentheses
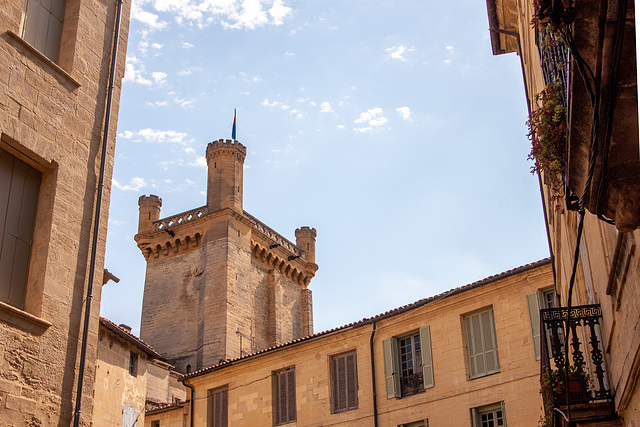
top-left (295, 227), bottom-right (317, 264)
top-left (138, 195), bottom-right (162, 233)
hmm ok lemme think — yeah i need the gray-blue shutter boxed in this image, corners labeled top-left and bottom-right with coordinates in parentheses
top-left (419, 326), bottom-right (434, 389)
top-left (382, 337), bottom-right (400, 398)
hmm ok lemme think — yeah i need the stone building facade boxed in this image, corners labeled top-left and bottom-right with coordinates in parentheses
top-left (485, 0), bottom-right (639, 425)
top-left (136, 139), bottom-right (318, 374)
top-left (0, 0), bottom-right (130, 425)
top-left (146, 259), bottom-right (553, 427)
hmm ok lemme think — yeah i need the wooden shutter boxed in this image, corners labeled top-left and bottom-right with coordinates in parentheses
top-left (471, 408), bottom-right (479, 427)
top-left (210, 387), bottom-right (228, 427)
top-left (275, 368), bottom-right (296, 424)
top-left (122, 404), bottom-right (137, 427)
top-left (21, 0), bottom-right (66, 62)
top-left (332, 351), bottom-right (358, 412)
top-left (0, 150), bottom-right (40, 310)
top-left (465, 308), bottom-right (500, 378)
top-left (382, 337), bottom-right (401, 398)
top-left (526, 292), bottom-right (542, 360)
top-left (500, 401), bottom-right (506, 426)
top-left (419, 326), bottom-right (434, 389)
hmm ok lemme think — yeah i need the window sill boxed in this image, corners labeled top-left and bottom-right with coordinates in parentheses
top-left (4, 30), bottom-right (81, 88)
top-left (0, 300), bottom-right (52, 331)
top-left (469, 370), bottom-right (501, 381)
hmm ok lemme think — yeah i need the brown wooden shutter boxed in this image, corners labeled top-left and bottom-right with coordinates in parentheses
top-left (287, 368), bottom-right (296, 422)
top-left (21, 0), bottom-right (66, 62)
top-left (345, 352), bottom-right (358, 410)
top-left (274, 368), bottom-right (296, 424)
top-left (0, 150), bottom-right (40, 310)
top-left (208, 386), bottom-right (228, 427)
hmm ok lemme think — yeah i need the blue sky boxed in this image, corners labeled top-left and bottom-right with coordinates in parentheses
top-left (101, 0), bottom-right (550, 336)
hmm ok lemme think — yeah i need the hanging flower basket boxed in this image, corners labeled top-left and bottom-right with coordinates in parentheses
top-left (527, 82), bottom-right (567, 197)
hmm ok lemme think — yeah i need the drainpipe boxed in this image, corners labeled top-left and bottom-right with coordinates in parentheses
top-left (185, 381), bottom-right (195, 427)
top-left (72, 0), bottom-right (124, 425)
top-left (369, 321), bottom-right (378, 427)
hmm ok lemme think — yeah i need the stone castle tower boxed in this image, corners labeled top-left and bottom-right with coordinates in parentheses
top-left (136, 139), bottom-right (318, 373)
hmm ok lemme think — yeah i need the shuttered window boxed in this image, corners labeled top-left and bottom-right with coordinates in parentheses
top-left (331, 351), bottom-right (358, 413)
top-left (464, 308), bottom-right (500, 379)
top-left (122, 403), bottom-right (137, 427)
top-left (0, 149), bottom-right (40, 310)
top-left (273, 367), bottom-right (296, 425)
top-left (527, 289), bottom-right (557, 360)
top-left (383, 326), bottom-right (434, 399)
top-left (21, 0), bottom-right (67, 63)
top-left (207, 386), bottom-right (228, 427)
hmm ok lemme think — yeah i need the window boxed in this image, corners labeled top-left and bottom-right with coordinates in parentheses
top-left (400, 421), bottom-right (429, 427)
top-left (464, 308), bottom-right (500, 379)
top-left (383, 326), bottom-right (434, 398)
top-left (331, 351), bottom-right (358, 413)
top-left (526, 288), bottom-right (556, 360)
top-left (0, 148), bottom-right (40, 310)
top-left (151, 421), bottom-right (160, 427)
top-left (273, 367), bottom-right (296, 425)
top-left (128, 352), bottom-right (137, 376)
top-left (21, 0), bottom-right (66, 62)
top-left (207, 386), bottom-right (228, 427)
top-left (471, 402), bottom-right (506, 427)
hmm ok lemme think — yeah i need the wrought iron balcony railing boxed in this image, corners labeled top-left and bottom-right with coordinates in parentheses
top-left (540, 304), bottom-right (615, 423)
top-left (537, 27), bottom-right (571, 113)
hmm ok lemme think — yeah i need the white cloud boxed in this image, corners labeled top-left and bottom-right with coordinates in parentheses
top-left (146, 100), bottom-right (169, 107)
top-left (151, 71), bottom-right (168, 85)
top-left (284, 51), bottom-right (295, 56)
top-left (133, 0), bottom-right (292, 30)
top-left (445, 45), bottom-right (454, 52)
top-left (268, 0), bottom-right (291, 25)
top-left (151, 43), bottom-right (163, 49)
top-left (354, 108), bottom-right (387, 133)
top-left (444, 59), bottom-right (452, 66)
top-left (337, 124), bottom-right (345, 130)
top-left (177, 69), bottom-right (192, 76)
top-left (119, 128), bottom-right (192, 145)
top-left (123, 56), bottom-right (152, 85)
top-left (320, 101), bottom-right (333, 113)
top-left (386, 45), bottom-right (415, 62)
top-left (113, 177), bottom-right (147, 192)
top-left (131, 2), bottom-right (167, 29)
top-left (396, 106), bottom-right (411, 121)
top-left (191, 156), bottom-right (207, 168)
top-left (182, 41), bottom-right (195, 49)
top-left (184, 147), bottom-right (196, 154)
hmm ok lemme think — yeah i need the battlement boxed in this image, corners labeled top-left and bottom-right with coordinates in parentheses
top-left (206, 139), bottom-right (246, 162)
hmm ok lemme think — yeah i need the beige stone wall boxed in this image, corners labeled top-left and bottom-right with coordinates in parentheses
top-left (94, 327), bottom-right (149, 426)
top-left (146, 362), bottom-right (187, 407)
top-left (144, 405), bottom-right (187, 427)
top-left (184, 261), bottom-right (551, 426)
top-left (492, 0), bottom-right (640, 422)
top-left (0, 0), bottom-right (130, 424)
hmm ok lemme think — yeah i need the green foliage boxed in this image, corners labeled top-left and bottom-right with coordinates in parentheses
top-left (527, 83), bottom-right (567, 197)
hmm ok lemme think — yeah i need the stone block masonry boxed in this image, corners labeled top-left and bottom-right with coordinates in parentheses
top-left (137, 140), bottom-right (318, 374)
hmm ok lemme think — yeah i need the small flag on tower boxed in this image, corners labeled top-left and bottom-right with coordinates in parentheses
top-left (231, 109), bottom-right (237, 140)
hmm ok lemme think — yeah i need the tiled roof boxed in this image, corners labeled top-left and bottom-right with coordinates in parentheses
top-left (180, 258), bottom-right (551, 381)
top-left (145, 402), bottom-right (184, 415)
top-left (99, 317), bottom-right (163, 359)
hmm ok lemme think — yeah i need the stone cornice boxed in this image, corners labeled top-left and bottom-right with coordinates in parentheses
top-left (251, 240), bottom-right (318, 289)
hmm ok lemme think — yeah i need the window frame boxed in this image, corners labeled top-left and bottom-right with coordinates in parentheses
top-left (471, 401), bottom-right (506, 427)
top-left (20, 0), bottom-right (67, 63)
top-left (526, 288), bottom-right (556, 360)
top-left (272, 367), bottom-right (296, 425)
top-left (128, 352), bottom-right (138, 377)
top-left (331, 350), bottom-right (358, 413)
top-left (207, 385), bottom-right (228, 427)
top-left (383, 325), bottom-right (434, 399)
top-left (464, 307), bottom-right (500, 380)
